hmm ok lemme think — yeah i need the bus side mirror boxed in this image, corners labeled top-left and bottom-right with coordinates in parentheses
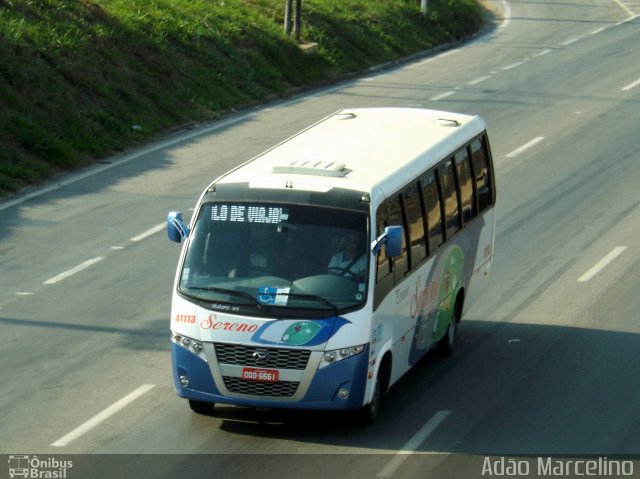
top-left (167, 211), bottom-right (190, 243)
top-left (371, 225), bottom-right (403, 258)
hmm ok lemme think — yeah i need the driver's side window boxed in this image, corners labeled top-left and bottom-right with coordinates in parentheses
top-left (374, 195), bottom-right (407, 306)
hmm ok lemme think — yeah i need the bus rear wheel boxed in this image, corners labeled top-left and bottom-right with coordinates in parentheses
top-left (189, 399), bottom-right (215, 415)
top-left (437, 299), bottom-right (461, 356)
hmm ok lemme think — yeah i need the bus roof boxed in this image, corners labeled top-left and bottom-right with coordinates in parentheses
top-left (214, 107), bottom-right (486, 198)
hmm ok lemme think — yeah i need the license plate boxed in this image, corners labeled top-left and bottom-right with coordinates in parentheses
top-left (241, 367), bottom-right (279, 383)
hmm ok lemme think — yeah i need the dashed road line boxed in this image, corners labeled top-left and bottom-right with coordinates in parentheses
top-left (621, 78), bottom-right (640, 92)
top-left (578, 246), bottom-right (627, 283)
top-left (502, 61), bottom-right (525, 71)
top-left (25, 223), bottom-right (164, 293)
top-left (560, 37), bottom-right (580, 47)
top-left (51, 384), bottom-right (155, 447)
top-left (505, 137), bottom-right (545, 159)
top-left (43, 257), bottom-right (105, 285)
top-left (130, 222), bottom-right (165, 242)
top-left (467, 75), bottom-right (492, 86)
top-left (612, 0), bottom-right (635, 17)
top-left (431, 91), bottom-right (456, 101)
top-left (377, 410), bottom-right (451, 478)
top-left (533, 49), bottom-right (552, 58)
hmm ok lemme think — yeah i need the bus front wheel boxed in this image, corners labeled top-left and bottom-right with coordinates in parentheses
top-left (357, 377), bottom-right (382, 425)
top-left (357, 355), bottom-right (390, 425)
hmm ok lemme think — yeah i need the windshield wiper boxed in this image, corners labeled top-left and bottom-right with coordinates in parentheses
top-left (273, 292), bottom-right (339, 314)
top-left (187, 286), bottom-right (269, 312)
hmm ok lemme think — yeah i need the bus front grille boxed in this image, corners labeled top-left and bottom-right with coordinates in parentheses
top-left (222, 376), bottom-right (300, 397)
top-left (214, 343), bottom-right (311, 370)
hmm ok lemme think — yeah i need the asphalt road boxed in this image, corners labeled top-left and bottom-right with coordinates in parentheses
top-left (1, 0), bottom-right (639, 477)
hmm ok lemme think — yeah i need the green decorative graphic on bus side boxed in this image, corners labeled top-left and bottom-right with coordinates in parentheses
top-left (432, 245), bottom-right (464, 341)
top-left (409, 244), bottom-right (465, 365)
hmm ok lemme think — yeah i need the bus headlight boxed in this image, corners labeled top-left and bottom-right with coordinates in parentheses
top-left (319, 345), bottom-right (365, 369)
top-left (171, 332), bottom-right (206, 361)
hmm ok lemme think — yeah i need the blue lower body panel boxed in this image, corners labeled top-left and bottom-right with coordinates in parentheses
top-left (172, 342), bottom-right (370, 410)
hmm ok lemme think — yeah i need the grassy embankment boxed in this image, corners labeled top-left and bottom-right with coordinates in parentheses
top-left (0, 0), bottom-right (485, 196)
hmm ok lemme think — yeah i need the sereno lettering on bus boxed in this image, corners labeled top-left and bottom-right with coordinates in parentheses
top-left (199, 314), bottom-right (259, 333)
top-left (410, 275), bottom-right (440, 320)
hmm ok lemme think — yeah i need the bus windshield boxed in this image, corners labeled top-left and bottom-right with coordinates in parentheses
top-left (178, 202), bottom-right (369, 316)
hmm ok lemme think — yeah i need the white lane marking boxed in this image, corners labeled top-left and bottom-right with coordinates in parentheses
top-left (43, 257), bottom-right (105, 285)
top-left (377, 410), bottom-right (451, 478)
top-left (560, 37), bottom-right (579, 47)
top-left (467, 75), bottom-right (492, 86)
top-left (431, 91), bottom-right (456, 101)
top-left (621, 78), bottom-right (640, 92)
top-left (533, 49), bottom-right (552, 58)
top-left (405, 49), bottom-right (458, 70)
top-left (578, 246), bottom-right (627, 282)
top-left (612, 0), bottom-right (635, 17)
top-left (590, 27), bottom-right (606, 35)
top-left (502, 61), bottom-right (524, 71)
top-left (130, 223), bottom-right (165, 242)
top-left (51, 384), bottom-right (155, 447)
top-left (505, 137), bottom-right (545, 158)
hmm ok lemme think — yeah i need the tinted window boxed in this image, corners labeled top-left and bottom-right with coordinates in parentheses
top-left (438, 160), bottom-right (461, 239)
top-left (454, 147), bottom-right (474, 223)
top-left (375, 196), bottom-right (408, 306)
top-left (375, 206), bottom-right (393, 284)
top-left (402, 183), bottom-right (427, 267)
top-left (420, 170), bottom-right (444, 253)
top-left (470, 136), bottom-right (493, 213)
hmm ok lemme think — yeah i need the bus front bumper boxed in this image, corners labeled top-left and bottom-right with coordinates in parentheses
top-left (171, 342), bottom-right (370, 411)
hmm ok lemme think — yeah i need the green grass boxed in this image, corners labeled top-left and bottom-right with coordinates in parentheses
top-left (0, 0), bottom-right (485, 196)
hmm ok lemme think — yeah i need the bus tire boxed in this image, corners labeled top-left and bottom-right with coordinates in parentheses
top-left (357, 354), bottom-right (391, 425)
top-left (357, 376), bottom-right (382, 425)
top-left (437, 296), bottom-right (462, 356)
top-left (189, 399), bottom-right (215, 415)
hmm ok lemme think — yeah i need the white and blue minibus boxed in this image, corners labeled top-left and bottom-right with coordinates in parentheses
top-left (167, 107), bottom-right (495, 422)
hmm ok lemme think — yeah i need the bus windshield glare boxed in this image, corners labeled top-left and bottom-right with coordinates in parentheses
top-left (178, 202), bottom-right (369, 315)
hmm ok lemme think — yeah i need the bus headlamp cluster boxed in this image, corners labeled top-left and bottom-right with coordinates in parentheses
top-left (171, 332), bottom-right (206, 360)
top-left (319, 345), bottom-right (365, 369)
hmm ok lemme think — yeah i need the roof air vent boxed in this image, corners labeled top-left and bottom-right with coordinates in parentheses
top-left (271, 160), bottom-right (351, 177)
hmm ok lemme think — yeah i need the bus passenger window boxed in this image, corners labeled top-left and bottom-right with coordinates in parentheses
top-left (438, 160), bottom-right (461, 239)
top-left (454, 147), bottom-right (474, 223)
top-left (420, 170), bottom-right (444, 253)
top-left (470, 136), bottom-right (493, 213)
top-left (402, 183), bottom-right (427, 267)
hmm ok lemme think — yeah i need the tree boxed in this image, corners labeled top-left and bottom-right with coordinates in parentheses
top-left (284, 0), bottom-right (302, 40)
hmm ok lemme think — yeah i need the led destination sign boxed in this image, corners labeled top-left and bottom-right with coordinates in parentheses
top-left (211, 204), bottom-right (289, 224)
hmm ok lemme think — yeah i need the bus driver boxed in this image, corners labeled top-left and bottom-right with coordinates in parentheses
top-left (328, 230), bottom-right (367, 282)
